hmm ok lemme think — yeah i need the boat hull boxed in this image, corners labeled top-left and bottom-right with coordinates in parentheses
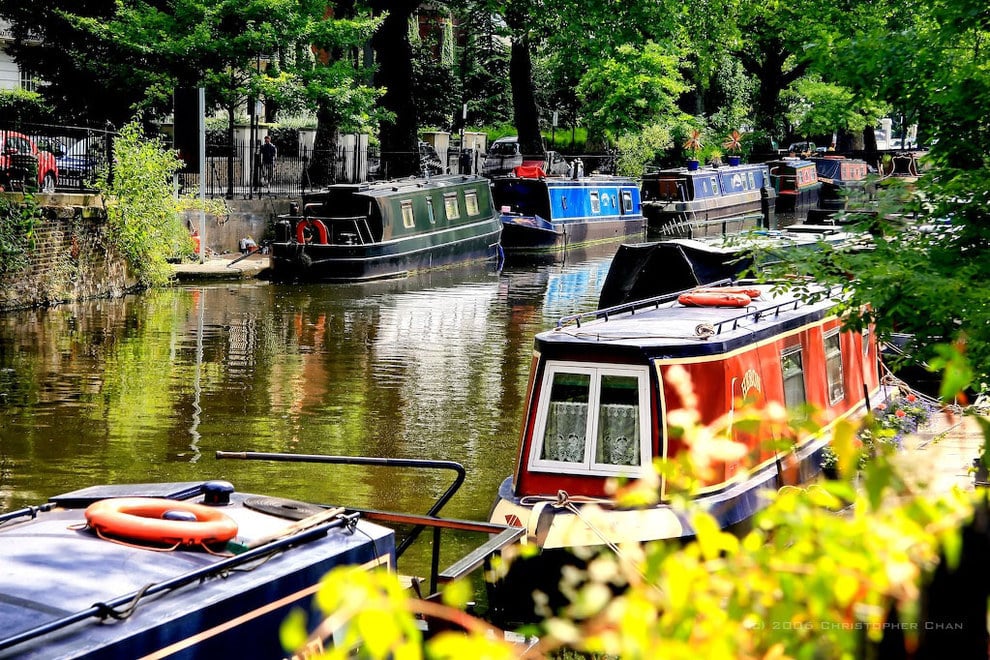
top-left (0, 482), bottom-right (395, 659)
top-left (271, 221), bottom-right (502, 282)
top-left (499, 214), bottom-right (646, 252)
top-left (644, 191), bottom-right (768, 238)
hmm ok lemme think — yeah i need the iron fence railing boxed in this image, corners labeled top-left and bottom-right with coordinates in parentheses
top-left (0, 121), bottom-right (115, 193)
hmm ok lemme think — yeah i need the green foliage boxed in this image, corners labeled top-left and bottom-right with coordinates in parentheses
top-left (616, 123), bottom-right (673, 176)
top-left (0, 89), bottom-right (54, 124)
top-left (0, 195), bottom-right (41, 275)
top-left (97, 120), bottom-right (189, 287)
top-left (575, 42), bottom-right (687, 142)
top-left (783, 75), bottom-right (887, 137)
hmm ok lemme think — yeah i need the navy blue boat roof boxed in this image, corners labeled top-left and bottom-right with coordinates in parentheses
top-left (537, 283), bottom-right (841, 359)
top-left (0, 486), bottom-right (395, 659)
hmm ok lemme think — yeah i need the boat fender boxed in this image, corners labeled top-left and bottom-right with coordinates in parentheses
top-left (85, 497), bottom-right (239, 547)
top-left (678, 291), bottom-right (752, 307)
top-left (296, 219), bottom-right (329, 245)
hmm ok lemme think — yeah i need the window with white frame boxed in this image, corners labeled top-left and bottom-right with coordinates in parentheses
top-left (443, 193), bottom-right (460, 220)
top-left (19, 68), bottom-right (37, 93)
top-left (621, 190), bottom-right (633, 212)
top-left (824, 330), bottom-right (844, 404)
top-left (529, 362), bottom-right (650, 475)
top-left (781, 346), bottom-right (806, 409)
top-left (400, 200), bottom-right (415, 229)
top-left (464, 190), bottom-right (479, 216)
top-left (590, 191), bottom-right (601, 213)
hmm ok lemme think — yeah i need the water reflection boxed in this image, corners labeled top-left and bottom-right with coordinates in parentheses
top-left (0, 244), bottom-right (618, 547)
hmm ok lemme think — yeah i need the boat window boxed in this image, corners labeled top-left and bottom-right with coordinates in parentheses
top-left (530, 362), bottom-right (650, 476)
top-left (621, 190), bottom-right (633, 212)
top-left (710, 177), bottom-right (720, 195)
top-left (825, 330), bottom-right (845, 404)
top-left (464, 191), bottom-right (480, 216)
top-left (426, 198), bottom-right (435, 224)
top-left (590, 191), bottom-right (601, 213)
top-left (781, 346), bottom-right (806, 409)
top-left (862, 327), bottom-right (871, 357)
top-left (747, 172), bottom-right (755, 189)
top-left (400, 200), bottom-right (416, 229)
top-left (443, 193), bottom-right (460, 220)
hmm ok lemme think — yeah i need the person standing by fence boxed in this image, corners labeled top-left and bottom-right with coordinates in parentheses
top-left (260, 135), bottom-right (277, 187)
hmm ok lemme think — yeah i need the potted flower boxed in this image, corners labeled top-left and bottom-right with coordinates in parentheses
top-left (722, 130), bottom-right (744, 166)
top-left (683, 130), bottom-right (703, 171)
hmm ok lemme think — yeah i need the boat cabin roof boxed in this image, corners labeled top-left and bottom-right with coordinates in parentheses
top-left (303, 174), bottom-right (489, 205)
top-left (540, 283), bottom-right (841, 360)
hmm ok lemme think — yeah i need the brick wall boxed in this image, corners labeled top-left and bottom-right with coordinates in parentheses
top-left (0, 194), bottom-right (136, 311)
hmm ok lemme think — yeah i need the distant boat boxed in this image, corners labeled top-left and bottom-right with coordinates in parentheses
top-left (0, 456), bottom-right (522, 659)
top-left (809, 155), bottom-right (871, 210)
top-left (269, 175), bottom-right (502, 282)
top-left (493, 167), bottom-right (646, 251)
top-left (488, 281), bottom-right (882, 625)
top-left (767, 157), bottom-right (822, 217)
top-left (640, 162), bottom-right (775, 239)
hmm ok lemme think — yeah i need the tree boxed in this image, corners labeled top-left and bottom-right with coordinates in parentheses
top-left (0, 0), bottom-right (143, 125)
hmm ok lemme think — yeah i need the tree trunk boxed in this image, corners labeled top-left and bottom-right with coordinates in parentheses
top-left (509, 36), bottom-right (543, 156)
top-left (309, 102), bottom-right (339, 188)
top-left (370, 1), bottom-right (421, 178)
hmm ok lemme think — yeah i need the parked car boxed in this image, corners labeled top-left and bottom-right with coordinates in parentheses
top-left (481, 136), bottom-right (571, 177)
top-left (57, 137), bottom-right (107, 188)
top-left (0, 131), bottom-right (58, 192)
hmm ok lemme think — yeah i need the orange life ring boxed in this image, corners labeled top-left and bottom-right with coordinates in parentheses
top-left (85, 497), bottom-right (239, 546)
top-left (678, 291), bottom-right (752, 307)
top-left (296, 219), bottom-right (329, 245)
top-left (695, 286), bottom-right (761, 299)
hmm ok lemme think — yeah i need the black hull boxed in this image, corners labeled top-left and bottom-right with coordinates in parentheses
top-left (773, 187), bottom-right (821, 217)
top-left (644, 198), bottom-right (767, 239)
top-left (270, 226), bottom-right (502, 282)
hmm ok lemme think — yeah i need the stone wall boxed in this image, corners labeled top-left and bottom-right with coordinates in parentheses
top-left (0, 193), bottom-right (136, 311)
top-left (184, 197), bottom-right (297, 255)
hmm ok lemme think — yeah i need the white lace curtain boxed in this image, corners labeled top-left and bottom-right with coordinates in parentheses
top-left (596, 403), bottom-right (640, 465)
top-left (542, 401), bottom-right (588, 462)
top-left (541, 401), bottom-right (640, 466)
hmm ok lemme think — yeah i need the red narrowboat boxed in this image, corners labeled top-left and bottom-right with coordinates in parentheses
top-left (490, 282), bottom-right (882, 551)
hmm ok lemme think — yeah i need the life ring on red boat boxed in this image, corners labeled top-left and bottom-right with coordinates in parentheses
top-left (698, 286), bottom-right (761, 299)
top-left (85, 497), bottom-right (238, 547)
top-left (296, 219), bottom-right (329, 245)
top-left (678, 290), bottom-right (752, 308)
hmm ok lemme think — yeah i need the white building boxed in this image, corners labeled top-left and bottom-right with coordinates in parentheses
top-left (0, 19), bottom-right (36, 91)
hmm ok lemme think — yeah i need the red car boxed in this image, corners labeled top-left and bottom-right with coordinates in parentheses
top-left (0, 131), bottom-right (58, 192)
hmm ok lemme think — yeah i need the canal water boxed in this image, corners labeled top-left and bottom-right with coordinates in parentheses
top-left (0, 244), bottom-right (617, 577)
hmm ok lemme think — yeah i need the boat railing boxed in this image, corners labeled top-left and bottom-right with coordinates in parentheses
top-left (215, 451), bottom-right (523, 595)
top-left (300, 214), bottom-right (376, 245)
top-left (558, 282), bottom-right (843, 334)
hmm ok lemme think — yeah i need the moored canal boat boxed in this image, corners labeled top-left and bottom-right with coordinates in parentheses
top-left (809, 155), bottom-right (871, 210)
top-left (270, 175), bottom-right (502, 282)
top-left (767, 157), bottom-right (822, 218)
top-left (493, 168), bottom-right (646, 252)
top-left (640, 162), bottom-right (775, 239)
top-left (0, 456), bottom-right (522, 659)
top-left (488, 281), bottom-right (882, 620)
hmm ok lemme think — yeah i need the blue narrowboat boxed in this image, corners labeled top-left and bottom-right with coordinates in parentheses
top-left (270, 174), bottom-right (502, 282)
top-left (492, 168), bottom-right (646, 252)
top-left (640, 162), bottom-right (775, 238)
